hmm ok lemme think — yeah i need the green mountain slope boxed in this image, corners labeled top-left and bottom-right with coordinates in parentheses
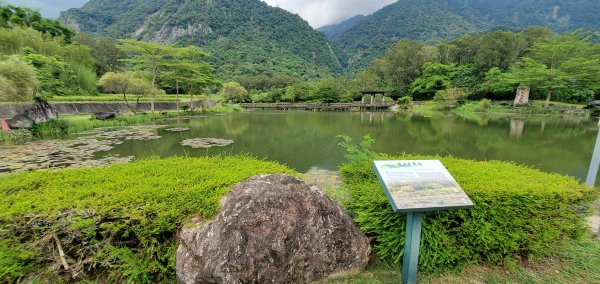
top-left (317, 15), bottom-right (366, 41)
top-left (335, 0), bottom-right (600, 73)
top-left (59, 0), bottom-right (342, 80)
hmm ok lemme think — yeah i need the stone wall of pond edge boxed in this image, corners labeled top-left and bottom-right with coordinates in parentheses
top-left (0, 101), bottom-right (207, 118)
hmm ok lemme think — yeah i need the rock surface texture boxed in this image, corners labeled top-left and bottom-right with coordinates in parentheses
top-left (27, 100), bottom-right (58, 123)
top-left (7, 114), bottom-right (34, 129)
top-left (176, 174), bottom-right (370, 284)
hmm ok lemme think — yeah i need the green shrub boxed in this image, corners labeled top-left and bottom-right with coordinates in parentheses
top-left (397, 96), bottom-right (413, 109)
top-left (476, 98), bottom-right (492, 111)
top-left (338, 136), bottom-right (596, 273)
top-left (0, 156), bottom-right (294, 282)
top-left (30, 118), bottom-right (70, 137)
top-left (433, 88), bottom-right (468, 110)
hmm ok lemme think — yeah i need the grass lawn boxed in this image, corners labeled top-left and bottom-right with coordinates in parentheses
top-left (327, 238), bottom-right (600, 284)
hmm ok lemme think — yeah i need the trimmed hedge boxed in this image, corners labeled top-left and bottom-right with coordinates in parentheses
top-left (338, 136), bottom-right (597, 272)
top-left (0, 156), bottom-right (294, 283)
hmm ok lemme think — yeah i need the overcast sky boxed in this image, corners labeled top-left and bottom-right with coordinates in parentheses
top-left (2, 0), bottom-right (396, 28)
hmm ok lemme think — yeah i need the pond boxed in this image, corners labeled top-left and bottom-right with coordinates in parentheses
top-left (1, 111), bottom-right (599, 186)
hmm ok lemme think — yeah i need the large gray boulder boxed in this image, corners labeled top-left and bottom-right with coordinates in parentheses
top-left (7, 114), bottom-right (34, 129)
top-left (176, 174), bottom-right (370, 284)
top-left (27, 100), bottom-right (58, 123)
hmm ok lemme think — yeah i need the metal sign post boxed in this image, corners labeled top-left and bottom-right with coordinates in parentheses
top-left (373, 160), bottom-right (473, 284)
top-left (586, 119), bottom-right (600, 240)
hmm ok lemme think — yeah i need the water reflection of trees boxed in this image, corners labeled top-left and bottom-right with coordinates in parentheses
top-left (104, 112), bottom-right (596, 180)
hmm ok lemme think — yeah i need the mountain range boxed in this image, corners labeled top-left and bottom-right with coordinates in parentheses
top-left (60, 0), bottom-right (342, 80)
top-left (331, 0), bottom-right (600, 72)
top-left (59, 0), bottom-right (600, 77)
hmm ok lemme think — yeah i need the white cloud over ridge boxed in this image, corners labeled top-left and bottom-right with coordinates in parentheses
top-left (262, 0), bottom-right (397, 28)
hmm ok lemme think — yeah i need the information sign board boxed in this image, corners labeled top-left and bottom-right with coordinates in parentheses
top-left (372, 160), bottom-right (473, 212)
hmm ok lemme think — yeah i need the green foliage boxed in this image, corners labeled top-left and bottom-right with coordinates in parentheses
top-left (0, 22), bottom-right (98, 101)
top-left (0, 56), bottom-right (37, 101)
top-left (98, 72), bottom-right (152, 113)
top-left (59, 0), bottom-right (342, 80)
top-left (0, 129), bottom-right (32, 143)
top-left (368, 40), bottom-right (438, 98)
top-left (23, 53), bottom-right (73, 97)
top-left (397, 96), bottom-right (413, 109)
top-left (505, 32), bottom-right (600, 106)
top-left (410, 63), bottom-right (455, 99)
top-left (433, 88), bottom-right (469, 109)
top-left (219, 82), bottom-right (248, 103)
top-left (554, 89), bottom-right (595, 104)
top-left (334, 0), bottom-right (600, 72)
top-left (338, 136), bottom-right (597, 273)
top-left (30, 119), bottom-right (70, 137)
top-left (478, 67), bottom-right (515, 100)
top-left (73, 33), bottom-right (124, 74)
top-left (476, 98), bottom-right (492, 111)
top-left (0, 4), bottom-right (74, 42)
top-left (0, 156), bottom-right (294, 282)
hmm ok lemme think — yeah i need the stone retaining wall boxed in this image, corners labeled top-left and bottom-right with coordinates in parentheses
top-left (0, 101), bottom-right (204, 118)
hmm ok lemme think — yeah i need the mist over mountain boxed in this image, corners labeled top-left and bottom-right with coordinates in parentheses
top-left (317, 15), bottom-right (366, 41)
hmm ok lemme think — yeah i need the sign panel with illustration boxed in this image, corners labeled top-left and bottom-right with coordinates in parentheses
top-left (372, 160), bottom-right (473, 212)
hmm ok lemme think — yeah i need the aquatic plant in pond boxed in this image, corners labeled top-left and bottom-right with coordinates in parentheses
top-left (181, 138), bottom-right (234, 148)
top-left (0, 125), bottom-right (166, 172)
top-left (165, 127), bottom-right (190, 132)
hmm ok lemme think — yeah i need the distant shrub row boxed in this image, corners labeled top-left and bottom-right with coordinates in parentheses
top-left (338, 136), bottom-right (597, 272)
top-left (0, 156), bottom-right (294, 283)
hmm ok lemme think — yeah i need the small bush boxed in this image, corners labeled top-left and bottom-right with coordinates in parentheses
top-left (30, 119), bottom-right (70, 137)
top-left (434, 88), bottom-right (468, 109)
top-left (0, 156), bottom-right (294, 282)
top-left (476, 98), bottom-right (492, 111)
top-left (397, 96), bottom-right (413, 109)
top-left (338, 136), bottom-right (597, 273)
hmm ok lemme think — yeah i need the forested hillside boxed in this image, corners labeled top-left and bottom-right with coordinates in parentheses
top-left (317, 15), bottom-right (366, 41)
top-left (59, 0), bottom-right (342, 80)
top-left (334, 0), bottom-right (600, 73)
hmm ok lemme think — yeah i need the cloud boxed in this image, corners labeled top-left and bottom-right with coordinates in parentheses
top-left (261, 0), bottom-right (397, 28)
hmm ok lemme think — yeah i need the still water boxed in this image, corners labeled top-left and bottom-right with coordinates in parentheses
top-left (102, 111), bottom-right (598, 184)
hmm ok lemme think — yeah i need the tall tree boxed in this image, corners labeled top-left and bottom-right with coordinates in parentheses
top-left (505, 32), bottom-right (600, 107)
top-left (117, 39), bottom-right (177, 112)
top-left (171, 46), bottom-right (219, 111)
top-left (98, 72), bottom-right (152, 114)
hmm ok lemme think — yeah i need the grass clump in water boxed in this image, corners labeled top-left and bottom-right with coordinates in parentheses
top-left (0, 156), bottom-right (294, 283)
